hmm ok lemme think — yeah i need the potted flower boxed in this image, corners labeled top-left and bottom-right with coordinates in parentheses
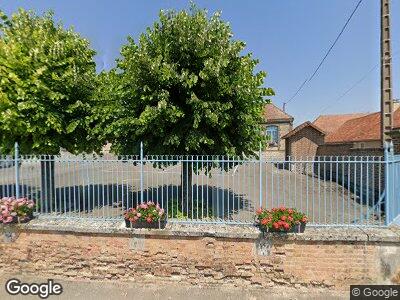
top-left (0, 197), bottom-right (36, 224)
top-left (124, 201), bottom-right (166, 229)
top-left (255, 206), bottom-right (307, 233)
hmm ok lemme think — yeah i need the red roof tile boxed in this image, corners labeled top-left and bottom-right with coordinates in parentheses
top-left (282, 121), bottom-right (325, 139)
top-left (325, 113), bottom-right (380, 143)
top-left (325, 108), bottom-right (400, 143)
top-left (262, 103), bottom-right (293, 123)
top-left (313, 113), bottom-right (368, 134)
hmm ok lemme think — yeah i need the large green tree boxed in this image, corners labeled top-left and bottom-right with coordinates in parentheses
top-left (0, 9), bottom-right (99, 207)
top-left (0, 9), bottom-right (99, 155)
top-left (91, 7), bottom-right (273, 156)
top-left (91, 6), bottom-right (273, 206)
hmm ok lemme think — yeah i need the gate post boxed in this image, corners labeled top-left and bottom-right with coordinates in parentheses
top-left (384, 141), bottom-right (393, 225)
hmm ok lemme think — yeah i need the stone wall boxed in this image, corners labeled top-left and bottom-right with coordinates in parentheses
top-left (1, 222), bottom-right (400, 291)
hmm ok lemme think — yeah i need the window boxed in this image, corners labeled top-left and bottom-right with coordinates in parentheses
top-left (266, 125), bottom-right (279, 145)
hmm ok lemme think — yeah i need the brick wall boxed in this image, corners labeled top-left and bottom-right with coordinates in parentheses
top-left (316, 144), bottom-right (384, 203)
top-left (317, 144), bottom-right (383, 157)
top-left (1, 228), bottom-right (399, 290)
top-left (285, 126), bottom-right (324, 158)
top-left (392, 132), bottom-right (400, 154)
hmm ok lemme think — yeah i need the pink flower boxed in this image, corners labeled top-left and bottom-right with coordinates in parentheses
top-left (4, 216), bottom-right (13, 223)
top-left (136, 213), bottom-right (141, 218)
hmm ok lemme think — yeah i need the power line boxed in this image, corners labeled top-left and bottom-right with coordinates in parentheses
top-left (319, 64), bottom-right (378, 114)
top-left (283, 0), bottom-right (364, 108)
top-left (318, 51), bottom-right (399, 115)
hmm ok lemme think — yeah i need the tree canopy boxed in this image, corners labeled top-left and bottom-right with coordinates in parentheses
top-left (91, 6), bottom-right (274, 156)
top-left (0, 9), bottom-right (99, 154)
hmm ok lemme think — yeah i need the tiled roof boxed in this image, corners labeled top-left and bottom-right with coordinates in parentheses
top-left (262, 103), bottom-right (293, 123)
top-left (313, 113), bottom-right (369, 134)
top-left (281, 121), bottom-right (325, 139)
top-left (325, 113), bottom-right (379, 143)
top-left (325, 108), bottom-right (400, 144)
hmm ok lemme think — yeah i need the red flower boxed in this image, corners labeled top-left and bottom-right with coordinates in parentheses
top-left (288, 209), bottom-right (294, 214)
top-left (256, 207), bottom-right (263, 215)
top-left (146, 217), bottom-right (153, 223)
top-left (261, 218), bottom-right (268, 225)
top-left (279, 206), bottom-right (286, 211)
top-left (273, 222), bottom-right (279, 229)
top-left (301, 217), bottom-right (308, 223)
top-left (288, 216), bottom-right (293, 222)
top-left (283, 222), bottom-right (290, 230)
top-left (281, 215), bottom-right (287, 221)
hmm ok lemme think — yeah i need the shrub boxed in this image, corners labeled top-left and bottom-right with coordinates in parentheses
top-left (0, 197), bottom-right (35, 224)
top-left (255, 206), bottom-right (307, 232)
top-left (124, 201), bottom-right (165, 224)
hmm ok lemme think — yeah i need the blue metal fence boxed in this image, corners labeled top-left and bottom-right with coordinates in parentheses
top-left (1, 142), bottom-right (399, 226)
top-left (385, 142), bottom-right (400, 226)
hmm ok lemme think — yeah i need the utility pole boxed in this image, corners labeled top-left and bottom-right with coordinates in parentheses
top-left (381, 0), bottom-right (393, 146)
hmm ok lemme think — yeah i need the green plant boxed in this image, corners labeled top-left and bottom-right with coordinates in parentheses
top-left (255, 207), bottom-right (308, 232)
top-left (0, 197), bottom-right (35, 224)
top-left (0, 9), bottom-right (99, 155)
top-left (124, 201), bottom-right (165, 224)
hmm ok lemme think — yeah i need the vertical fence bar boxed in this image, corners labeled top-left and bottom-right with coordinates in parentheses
top-left (259, 144), bottom-right (262, 208)
top-left (384, 142), bottom-right (391, 225)
top-left (140, 142), bottom-right (144, 204)
top-left (14, 142), bottom-right (20, 199)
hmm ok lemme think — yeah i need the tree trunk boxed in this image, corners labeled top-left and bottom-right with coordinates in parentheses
top-left (40, 156), bottom-right (55, 214)
top-left (181, 161), bottom-right (193, 216)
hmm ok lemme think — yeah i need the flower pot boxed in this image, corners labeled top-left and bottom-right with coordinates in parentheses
top-left (259, 222), bottom-right (306, 233)
top-left (125, 219), bottom-right (166, 229)
top-left (17, 212), bottom-right (34, 224)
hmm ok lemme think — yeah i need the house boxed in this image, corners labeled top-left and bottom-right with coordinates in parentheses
top-left (262, 103), bottom-right (293, 158)
top-left (282, 113), bottom-right (367, 158)
top-left (283, 101), bottom-right (400, 159)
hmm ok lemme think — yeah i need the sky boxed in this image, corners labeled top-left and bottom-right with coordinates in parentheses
top-left (1, 0), bottom-right (399, 125)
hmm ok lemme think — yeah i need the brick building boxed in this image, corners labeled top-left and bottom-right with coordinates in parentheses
top-left (282, 106), bottom-right (400, 202)
top-left (261, 103), bottom-right (293, 159)
top-left (283, 102), bottom-right (400, 159)
top-left (282, 113), bottom-right (367, 158)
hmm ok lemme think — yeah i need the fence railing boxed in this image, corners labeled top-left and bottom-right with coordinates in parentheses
top-left (1, 143), bottom-right (395, 226)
